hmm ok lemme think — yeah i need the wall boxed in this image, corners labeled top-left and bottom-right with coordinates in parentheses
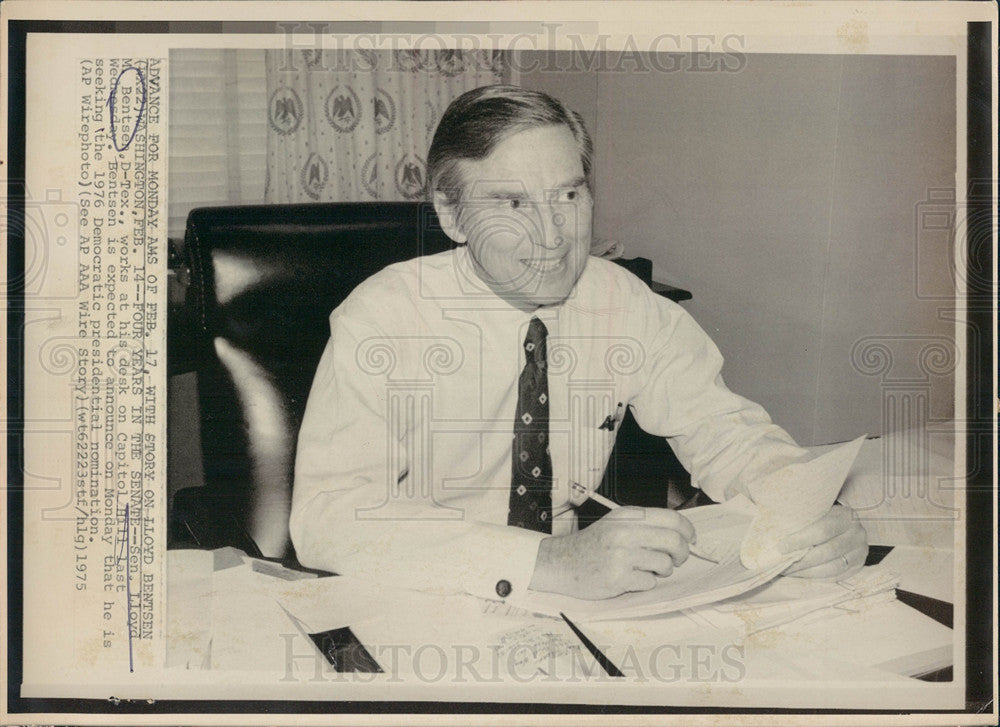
top-left (521, 51), bottom-right (957, 445)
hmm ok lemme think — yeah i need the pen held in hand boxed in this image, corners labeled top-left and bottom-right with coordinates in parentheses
top-left (586, 490), bottom-right (619, 512)
top-left (585, 488), bottom-right (704, 557)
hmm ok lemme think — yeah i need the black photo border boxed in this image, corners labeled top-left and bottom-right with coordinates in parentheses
top-left (4, 12), bottom-right (995, 721)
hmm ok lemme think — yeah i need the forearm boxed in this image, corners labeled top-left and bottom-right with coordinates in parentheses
top-left (668, 398), bottom-right (811, 503)
top-left (290, 485), bottom-right (544, 600)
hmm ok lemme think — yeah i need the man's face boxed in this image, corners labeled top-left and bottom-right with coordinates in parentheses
top-left (440, 124), bottom-right (593, 309)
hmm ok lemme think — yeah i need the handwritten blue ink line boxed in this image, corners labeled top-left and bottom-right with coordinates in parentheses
top-left (115, 502), bottom-right (134, 672)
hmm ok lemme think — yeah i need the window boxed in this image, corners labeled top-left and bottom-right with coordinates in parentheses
top-left (168, 49), bottom-right (267, 239)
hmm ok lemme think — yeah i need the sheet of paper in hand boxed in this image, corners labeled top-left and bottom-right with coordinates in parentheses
top-left (740, 436), bottom-right (867, 569)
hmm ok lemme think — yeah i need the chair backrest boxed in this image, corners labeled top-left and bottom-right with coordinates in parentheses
top-left (178, 202), bottom-right (454, 558)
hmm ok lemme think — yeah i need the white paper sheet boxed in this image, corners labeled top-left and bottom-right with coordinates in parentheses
top-left (879, 546), bottom-right (954, 603)
top-left (165, 549), bottom-right (215, 669)
top-left (767, 599), bottom-right (954, 678)
top-left (836, 426), bottom-right (958, 548)
top-left (741, 436), bottom-right (867, 569)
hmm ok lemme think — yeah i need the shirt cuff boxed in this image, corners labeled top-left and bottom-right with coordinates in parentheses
top-left (461, 524), bottom-right (545, 601)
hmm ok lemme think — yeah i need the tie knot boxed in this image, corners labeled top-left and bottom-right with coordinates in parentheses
top-left (523, 317), bottom-right (548, 361)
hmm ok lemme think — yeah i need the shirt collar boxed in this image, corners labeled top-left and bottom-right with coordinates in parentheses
top-left (452, 245), bottom-right (569, 327)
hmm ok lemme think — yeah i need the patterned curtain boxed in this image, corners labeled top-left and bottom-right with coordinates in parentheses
top-left (264, 50), bottom-right (504, 202)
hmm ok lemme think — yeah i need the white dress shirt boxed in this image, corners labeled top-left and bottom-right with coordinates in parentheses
top-left (291, 247), bottom-right (810, 600)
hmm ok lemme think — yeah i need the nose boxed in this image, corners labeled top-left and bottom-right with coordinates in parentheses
top-left (534, 201), bottom-right (567, 250)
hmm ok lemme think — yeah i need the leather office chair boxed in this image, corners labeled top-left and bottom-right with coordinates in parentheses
top-left (168, 202), bottom-right (693, 561)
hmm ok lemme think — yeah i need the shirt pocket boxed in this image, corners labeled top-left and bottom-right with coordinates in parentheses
top-left (567, 389), bottom-right (624, 505)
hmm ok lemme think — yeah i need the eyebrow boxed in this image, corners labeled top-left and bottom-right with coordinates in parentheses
top-left (479, 176), bottom-right (587, 200)
top-left (482, 189), bottom-right (528, 200)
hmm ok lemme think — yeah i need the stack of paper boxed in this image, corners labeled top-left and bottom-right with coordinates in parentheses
top-left (689, 564), bottom-right (900, 636)
top-left (166, 548), bottom-right (321, 672)
top-left (167, 549), bottom-right (600, 680)
top-left (752, 598), bottom-right (954, 678)
top-left (165, 540), bottom-right (940, 684)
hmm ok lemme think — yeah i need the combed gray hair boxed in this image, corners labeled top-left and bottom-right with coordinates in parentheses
top-left (427, 85), bottom-right (593, 205)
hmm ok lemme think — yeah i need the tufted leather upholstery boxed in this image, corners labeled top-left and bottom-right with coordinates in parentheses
top-left (168, 201), bottom-right (693, 560)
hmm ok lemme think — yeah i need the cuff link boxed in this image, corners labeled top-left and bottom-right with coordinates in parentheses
top-left (495, 579), bottom-right (512, 598)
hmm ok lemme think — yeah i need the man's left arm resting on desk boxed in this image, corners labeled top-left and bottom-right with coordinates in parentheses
top-left (621, 286), bottom-right (867, 578)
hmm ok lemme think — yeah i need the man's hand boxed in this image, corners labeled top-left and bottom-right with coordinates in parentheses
top-left (528, 507), bottom-right (696, 600)
top-left (780, 504), bottom-right (868, 579)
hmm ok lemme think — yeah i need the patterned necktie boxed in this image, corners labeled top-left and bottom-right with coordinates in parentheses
top-left (508, 316), bottom-right (553, 533)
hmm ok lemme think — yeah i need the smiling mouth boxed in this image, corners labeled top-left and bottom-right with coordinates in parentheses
top-left (523, 256), bottom-right (566, 274)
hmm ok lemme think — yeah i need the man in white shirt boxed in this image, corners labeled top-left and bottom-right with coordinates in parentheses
top-left (291, 85), bottom-right (867, 602)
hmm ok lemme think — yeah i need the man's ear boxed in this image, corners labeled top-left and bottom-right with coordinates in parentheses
top-left (432, 190), bottom-right (467, 244)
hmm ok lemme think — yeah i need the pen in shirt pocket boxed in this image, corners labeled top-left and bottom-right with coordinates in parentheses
top-left (598, 402), bottom-right (624, 431)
